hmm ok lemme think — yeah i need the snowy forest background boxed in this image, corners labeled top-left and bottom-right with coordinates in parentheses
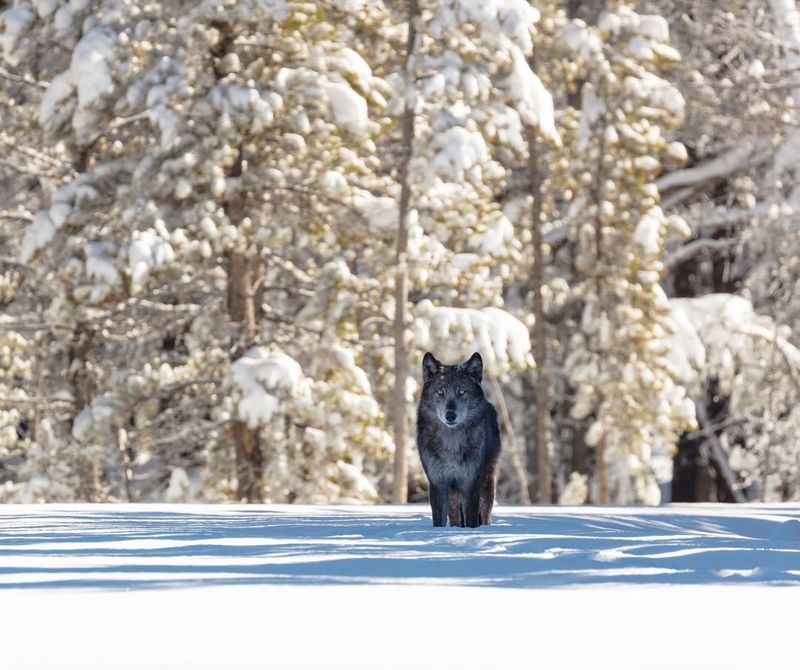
top-left (1, 0), bottom-right (800, 506)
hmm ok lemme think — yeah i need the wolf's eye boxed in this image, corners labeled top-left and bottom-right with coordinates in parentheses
top-left (458, 388), bottom-right (465, 396)
top-left (436, 389), bottom-right (444, 396)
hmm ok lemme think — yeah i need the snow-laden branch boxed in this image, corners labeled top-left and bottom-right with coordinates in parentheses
top-left (664, 238), bottom-right (738, 268)
top-left (734, 320), bottom-right (800, 395)
top-left (694, 204), bottom-right (771, 232)
top-left (0, 210), bottom-right (33, 223)
top-left (0, 137), bottom-right (72, 174)
top-left (770, 0), bottom-right (800, 72)
top-left (0, 156), bottom-right (60, 178)
top-left (412, 300), bottom-right (534, 377)
top-left (0, 395), bottom-right (74, 407)
top-left (656, 136), bottom-right (773, 193)
top-left (668, 294), bottom-right (800, 405)
top-left (543, 222), bottom-right (568, 247)
top-left (0, 64), bottom-right (48, 89)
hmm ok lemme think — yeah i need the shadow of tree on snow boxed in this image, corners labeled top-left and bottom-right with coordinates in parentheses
top-left (0, 505), bottom-right (798, 589)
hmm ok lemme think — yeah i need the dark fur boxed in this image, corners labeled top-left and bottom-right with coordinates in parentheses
top-left (416, 352), bottom-right (501, 528)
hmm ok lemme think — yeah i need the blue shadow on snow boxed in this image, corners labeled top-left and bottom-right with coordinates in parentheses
top-left (0, 506), bottom-right (798, 590)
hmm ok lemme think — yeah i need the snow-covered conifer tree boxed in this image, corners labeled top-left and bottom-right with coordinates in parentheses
top-left (560, 3), bottom-right (695, 503)
top-left (3, 0), bottom-right (401, 502)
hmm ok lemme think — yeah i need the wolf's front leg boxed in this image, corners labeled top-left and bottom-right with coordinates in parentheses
top-left (429, 483), bottom-right (449, 527)
top-left (462, 483), bottom-right (482, 528)
top-left (479, 471), bottom-right (496, 525)
top-left (448, 492), bottom-right (463, 527)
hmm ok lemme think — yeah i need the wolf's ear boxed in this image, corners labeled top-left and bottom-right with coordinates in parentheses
top-left (464, 352), bottom-right (483, 383)
top-left (422, 352), bottom-right (442, 382)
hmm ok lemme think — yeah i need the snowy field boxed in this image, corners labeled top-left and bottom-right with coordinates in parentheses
top-left (1, 504), bottom-right (799, 669)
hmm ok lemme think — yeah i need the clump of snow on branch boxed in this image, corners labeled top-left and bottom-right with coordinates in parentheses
top-left (128, 229), bottom-right (175, 293)
top-left (468, 213), bottom-right (518, 257)
top-left (165, 467), bottom-right (192, 503)
top-left (37, 27), bottom-right (118, 143)
top-left (351, 190), bottom-right (399, 236)
top-left (19, 211), bottom-right (55, 264)
top-left (72, 370), bottom-right (151, 443)
top-left (430, 126), bottom-right (489, 181)
top-left (322, 81), bottom-right (369, 133)
top-left (634, 208), bottom-right (666, 256)
top-left (505, 45), bottom-right (560, 145)
top-left (624, 71), bottom-right (685, 121)
top-left (79, 241), bottom-right (120, 303)
top-left (228, 348), bottom-right (309, 429)
top-left (413, 299), bottom-right (534, 377)
top-left (0, 5), bottom-right (34, 66)
top-left (20, 179), bottom-right (95, 263)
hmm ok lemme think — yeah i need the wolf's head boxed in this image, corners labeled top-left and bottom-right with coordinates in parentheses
top-left (419, 352), bottom-right (485, 429)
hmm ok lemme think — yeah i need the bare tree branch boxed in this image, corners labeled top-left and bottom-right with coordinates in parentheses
top-left (664, 238), bottom-right (738, 268)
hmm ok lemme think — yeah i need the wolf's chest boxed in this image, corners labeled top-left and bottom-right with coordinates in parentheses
top-left (423, 428), bottom-right (482, 483)
top-left (436, 428), bottom-right (472, 455)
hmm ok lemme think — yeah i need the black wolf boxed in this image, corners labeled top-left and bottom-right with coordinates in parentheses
top-left (416, 352), bottom-right (501, 527)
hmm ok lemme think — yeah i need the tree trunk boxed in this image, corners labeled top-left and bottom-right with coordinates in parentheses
top-left (232, 419), bottom-right (264, 503)
top-left (68, 320), bottom-right (104, 501)
top-left (591, 104), bottom-right (610, 506)
top-left (117, 427), bottom-right (133, 502)
top-left (695, 399), bottom-right (746, 503)
top-left (227, 248), bottom-right (257, 346)
top-left (596, 440), bottom-right (609, 504)
top-left (228, 248), bottom-right (263, 502)
top-left (490, 377), bottom-right (530, 504)
top-left (68, 321), bottom-right (96, 410)
top-left (569, 400), bottom-right (589, 477)
top-left (526, 129), bottom-right (552, 504)
top-left (30, 328), bottom-right (46, 444)
top-left (391, 0), bottom-right (418, 504)
top-left (209, 22), bottom-right (263, 502)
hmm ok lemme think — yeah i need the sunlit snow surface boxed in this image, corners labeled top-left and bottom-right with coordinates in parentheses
top-left (1, 504), bottom-right (798, 668)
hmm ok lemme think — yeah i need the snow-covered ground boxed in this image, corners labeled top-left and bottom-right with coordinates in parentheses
top-left (1, 504), bottom-right (798, 668)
